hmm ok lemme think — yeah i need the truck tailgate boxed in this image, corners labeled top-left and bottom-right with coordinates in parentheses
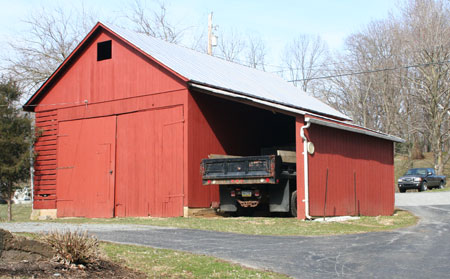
top-left (201, 155), bottom-right (279, 185)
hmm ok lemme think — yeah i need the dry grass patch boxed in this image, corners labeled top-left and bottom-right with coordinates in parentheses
top-left (43, 230), bottom-right (100, 266)
top-left (2, 205), bottom-right (418, 236)
top-left (101, 242), bottom-right (286, 278)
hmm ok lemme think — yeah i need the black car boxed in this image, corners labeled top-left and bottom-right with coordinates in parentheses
top-left (397, 168), bottom-right (446, 192)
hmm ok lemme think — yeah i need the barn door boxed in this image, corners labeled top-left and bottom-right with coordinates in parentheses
top-left (115, 106), bottom-right (184, 217)
top-left (159, 118), bottom-right (184, 217)
top-left (57, 116), bottom-right (116, 218)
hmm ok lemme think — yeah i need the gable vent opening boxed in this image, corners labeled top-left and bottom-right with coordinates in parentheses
top-left (97, 40), bottom-right (112, 61)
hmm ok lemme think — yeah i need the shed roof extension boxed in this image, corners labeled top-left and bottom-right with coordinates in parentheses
top-left (24, 22), bottom-right (350, 121)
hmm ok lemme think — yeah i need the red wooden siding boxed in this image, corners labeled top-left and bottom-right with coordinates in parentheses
top-left (28, 23), bottom-right (396, 219)
top-left (306, 124), bottom-right (395, 217)
top-left (31, 27), bottom-right (190, 216)
top-left (187, 91), bottom-right (295, 207)
top-left (34, 110), bottom-right (58, 209)
top-left (115, 106), bottom-right (184, 217)
top-left (57, 117), bottom-right (116, 218)
top-left (35, 29), bottom-right (186, 113)
top-left (187, 92), bottom-right (222, 207)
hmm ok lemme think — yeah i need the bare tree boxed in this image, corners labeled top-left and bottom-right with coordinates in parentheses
top-left (4, 0), bottom-right (190, 98)
top-left (3, 5), bottom-right (95, 98)
top-left (400, 0), bottom-right (450, 173)
top-left (282, 35), bottom-right (329, 94)
top-left (326, 0), bottom-right (450, 172)
top-left (217, 29), bottom-right (247, 62)
top-left (126, 0), bottom-right (188, 44)
top-left (336, 20), bottom-right (407, 133)
top-left (189, 24), bottom-right (208, 53)
top-left (245, 35), bottom-right (267, 70)
top-left (328, 18), bottom-right (426, 162)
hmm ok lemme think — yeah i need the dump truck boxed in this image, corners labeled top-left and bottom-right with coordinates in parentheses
top-left (200, 150), bottom-right (298, 216)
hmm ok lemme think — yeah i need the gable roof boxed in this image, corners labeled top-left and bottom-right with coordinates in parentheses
top-left (24, 22), bottom-right (350, 120)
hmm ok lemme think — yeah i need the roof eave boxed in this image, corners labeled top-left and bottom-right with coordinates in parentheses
top-left (188, 81), bottom-right (351, 122)
top-left (305, 117), bottom-right (405, 143)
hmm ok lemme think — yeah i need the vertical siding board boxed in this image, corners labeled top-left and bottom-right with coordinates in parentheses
top-left (308, 124), bottom-right (394, 217)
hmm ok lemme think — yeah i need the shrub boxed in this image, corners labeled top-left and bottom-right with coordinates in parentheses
top-left (43, 230), bottom-right (99, 265)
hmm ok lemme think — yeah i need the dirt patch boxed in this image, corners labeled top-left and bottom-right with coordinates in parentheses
top-left (186, 208), bottom-right (221, 218)
top-left (376, 216), bottom-right (395, 226)
top-left (0, 229), bottom-right (145, 278)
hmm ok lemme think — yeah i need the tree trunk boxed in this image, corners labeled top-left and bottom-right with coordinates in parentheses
top-left (7, 183), bottom-right (12, 221)
top-left (411, 140), bottom-right (424, 160)
top-left (436, 149), bottom-right (445, 175)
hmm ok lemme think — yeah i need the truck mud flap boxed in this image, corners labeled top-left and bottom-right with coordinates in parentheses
top-left (269, 179), bottom-right (290, 212)
top-left (219, 186), bottom-right (237, 212)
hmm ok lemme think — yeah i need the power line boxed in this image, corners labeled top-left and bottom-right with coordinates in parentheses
top-left (2, 60), bottom-right (449, 108)
top-left (287, 60), bottom-right (450, 82)
top-left (268, 59), bottom-right (363, 73)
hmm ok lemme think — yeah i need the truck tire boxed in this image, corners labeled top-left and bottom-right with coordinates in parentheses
top-left (290, 191), bottom-right (297, 217)
top-left (439, 181), bottom-right (445, 189)
top-left (399, 188), bottom-right (406, 193)
top-left (419, 181), bottom-right (428, 192)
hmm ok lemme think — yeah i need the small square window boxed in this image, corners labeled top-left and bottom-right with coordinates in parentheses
top-left (97, 40), bottom-right (112, 61)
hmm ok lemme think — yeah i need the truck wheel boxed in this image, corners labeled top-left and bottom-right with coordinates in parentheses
top-left (399, 188), bottom-right (406, 193)
top-left (419, 182), bottom-right (428, 192)
top-left (290, 191), bottom-right (297, 217)
top-left (439, 181), bottom-right (445, 189)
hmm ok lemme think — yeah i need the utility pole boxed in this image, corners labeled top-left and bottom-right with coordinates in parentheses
top-left (208, 12), bottom-right (217, 55)
top-left (208, 12), bottom-right (213, 55)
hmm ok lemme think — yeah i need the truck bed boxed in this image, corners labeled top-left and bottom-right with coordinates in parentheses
top-left (200, 155), bottom-right (280, 185)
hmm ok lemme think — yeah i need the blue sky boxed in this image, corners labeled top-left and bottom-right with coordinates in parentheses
top-left (0, 0), bottom-right (399, 69)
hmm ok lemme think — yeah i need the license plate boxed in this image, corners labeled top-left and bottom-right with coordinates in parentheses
top-left (241, 190), bottom-right (252, 197)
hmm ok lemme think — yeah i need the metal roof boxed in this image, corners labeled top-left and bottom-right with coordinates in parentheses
top-left (305, 117), bottom-right (405, 143)
top-left (107, 24), bottom-right (351, 120)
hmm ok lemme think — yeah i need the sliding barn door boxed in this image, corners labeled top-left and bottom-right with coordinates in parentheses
top-left (57, 116), bottom-right (116, 218)
top-left (115, 106), bottom-right (184, 217)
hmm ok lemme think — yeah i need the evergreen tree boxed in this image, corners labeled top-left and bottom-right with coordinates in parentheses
top-left (0, 78), bottom-right (32, 221)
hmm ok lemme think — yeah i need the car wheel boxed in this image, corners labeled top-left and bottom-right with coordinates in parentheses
top-left (290, 191), bottom-right (297, 217)
top-left (419, 182), bottom-right (428, 192)
top-left (439, 181), bottom-right (445, 189)
top-left (399, 188), bottom-right (406, 193)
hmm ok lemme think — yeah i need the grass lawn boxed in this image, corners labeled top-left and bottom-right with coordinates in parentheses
top-left (395, 152), bottom-right (450, 192)
top-left (0, 203), bottom-right (32, 221)
top-left (100, 242), bottom-right (287, 278)
top-left (12, 232), bottom-right (287, 279)
top-left (2, 204), bottom-right (417, 236)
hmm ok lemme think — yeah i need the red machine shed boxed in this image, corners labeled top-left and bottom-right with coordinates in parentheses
top-left (24, 22), bottom-right (402, 219)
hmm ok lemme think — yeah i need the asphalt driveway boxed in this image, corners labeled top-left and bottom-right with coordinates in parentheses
top-left (2, 191), bottom-right (450, 278)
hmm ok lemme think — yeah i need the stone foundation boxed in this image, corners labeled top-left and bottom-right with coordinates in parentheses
top-left (183, 207), bottom-right (218, 217)
top-left (30, 209), bottom-right (57, 221)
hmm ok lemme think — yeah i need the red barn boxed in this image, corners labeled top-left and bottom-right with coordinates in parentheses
top-left (24, 22), bottom-right (403, 219)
